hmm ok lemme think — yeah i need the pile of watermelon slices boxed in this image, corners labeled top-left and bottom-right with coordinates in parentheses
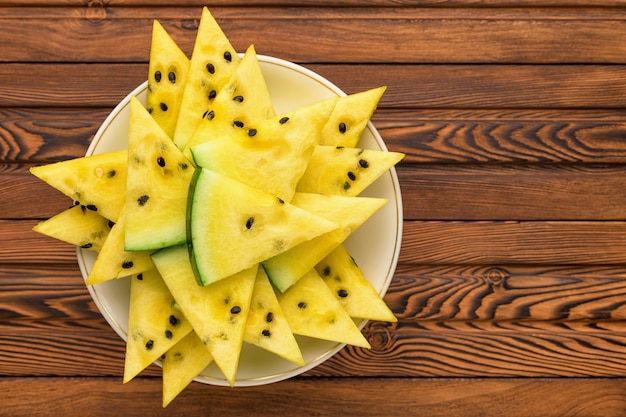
top-left (30, 7), bottom-right (404, 407)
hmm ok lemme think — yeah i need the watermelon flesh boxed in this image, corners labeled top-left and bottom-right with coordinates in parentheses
top-left (146, 20), bottom-right (190, 138)
top-left (125, 96), bottom-right (194, 251)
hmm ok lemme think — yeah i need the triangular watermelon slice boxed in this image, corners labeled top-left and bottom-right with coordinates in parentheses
top-left (123, 268), bottom-right (193, 383)
top-left (316, 244), bottom-right (397, 322)
top-left (29, 149), bottom-right (127, 223)
top-left (86, 207), bottom-right (155, 285)
top-left (296, 145), bottom-right (404, 197)
top-left (320, 86), bottom-right (386, 148)
top-left (32, 203), bottom-right (112, 252)
top-left (124, 96), bottom-right (194, 251)
top-left (182, 44), bottom-right (275, 160)
top-left (263, 192), bottom-right (387, 292)
top-left (243, 267), bottom-right (304, 365)
top-left (276, 269), bottom-right (370, 348)
top-left (191, 96), bottom-right (338, 202)
top-left (161, 331), bottom-right (213, 407)
top-left (173, 7), bottom-right (240, 150)
top-left (187, 168), bottom-right (339, 286)
top-left (151, 244), bottom-right (257, 386)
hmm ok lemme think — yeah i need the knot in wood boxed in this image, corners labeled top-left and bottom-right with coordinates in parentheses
top-left (85, 0), bottom-right (107, 22)
top-left (484, 267), bottom-right (509, 285)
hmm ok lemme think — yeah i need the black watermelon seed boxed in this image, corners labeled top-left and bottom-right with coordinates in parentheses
top-left (277, 197), bottom-right (285, 204)
top-left (298, 301), bottom-right (307, 309)
top-left (148, 107), bottom-right (153, 114)
top-left (136, 273), bottom-right (143, 281)
top-left (145, 340), bottom-right (154, 350)
top-left (336, 146), bottom-right (345, 149)
top-left (208, 90), bottom-right (217, 100)
top-left (266, 312), bottom-right (274, 323)
top-left (337, 289), bottom-right (349, 298)
top-left (233, 120), bottom-right (244, 128)
top-left (233, 95), bottom-right (244, 103)
top-left (359, 159), bottom-right (369, 168)
top-left (224, 51), bottom-right (232, 62)
top-left (343, 181), bottom-right (351, 190)
top-left (79, 204), bottom-right (86, 213)
top-left (160, 102), bottom-right (168, 112)
top-left (206, 63), bottom-right (215, 74)
top-left (279, 116), bottom-right (290, 124)
top-left (245, 217), bottom-right (254, 229)
top-left (168, 71), bottom-right (176, 83)
top-left (322, 266), bottom-right (331, 276)
top-left (179, 162), bottom-right (188, 170)
top-left (169, 315), bottom-right (179, 326)
top-left (137, 195), bottom-right (149, 206)
top-left (157, 157), bottom-right (165, 167)
top-left (108, 220), bottom-right (115, 228)
top-left (347, 171), bottom-right (356, 181)
top-left (154, 71), bottom-right (162, 82)
top-left (107, 169), bottom-right (116, 178)
top-left (247, 128), bottom-right (257, 137)
top-left (81, 243), bottom-right (93, 249)
top-left (338, 122), bottom-right (347, 134)
top-left (206, 110), bottom-right (215, 120)
top-left (86, 204), bottom-right (98, 212)
top-left (262, 329), bottom-right (271, 337)
top-left (230, 306), bottom-right (242, 314)
top-left (122, 261), bottom-right (134, 269)
top-left (165, 330), bottom-right (173, 339)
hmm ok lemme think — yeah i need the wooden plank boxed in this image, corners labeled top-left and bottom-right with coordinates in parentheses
top-left (375, 109), bottom-right (626, 164)
top-left (7, 263), bottom-right (626, 323)
top-left (3, 320), bottom-right (626, 377)
top-left (2, 7), bottom-right (626, 64)
top-left (3, 64), bottom-right (626, 109)
top-left (0, 108), bottom-right (105, 163)
top-left (2, 377), bottom-right (626, 417)
top-left (7, 262), bottom-right (626, 325)
top-left (4, 109), bottom-right (626, 165)
top-left (399, 164), bottom-right (626, 220)
top-left (3, 0), bottom-right (626, 6)
top-left (4, 0), bottom-right (626, 6)
top-left (400, 221), bottom-right (626, 265)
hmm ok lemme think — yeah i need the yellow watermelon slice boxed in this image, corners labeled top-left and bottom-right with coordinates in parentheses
top-left (276, 269), bottom-right (370, 348)
top-left (124, 97), bottom-right (194, 251)
top-left (187, 168), bottom-right (338, 286)
top-left (296, 145), bottom-right (404, 197)
top-left (29, 149), bottom-right (127, 223)
top-left (182, 44), bottom-right (275, 160)
top-left (146, 20), bottom-right (190, 138)
top-left (173, 7), bottom-right (240, 150)
top-left (243, 267), bottom-right (304, 365)
top-left (123, 268), bottom-right (193, 383)
top-left (316, 245), bottom-right (396, 322)
top-left (190, 96), bottom-right (338, 202)
top-left (151, 244), bottom-right (257, 386)
top-left (263, 192), bottom-right (387, 292)
top-left (320, 86), bottom-right (386, 148)
top-left (32, 203), bottom-right (112, 252)
top-left (161, 331), bottom-right (213, 407)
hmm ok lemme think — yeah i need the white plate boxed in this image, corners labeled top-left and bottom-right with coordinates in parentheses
top-left (77, 55), bottom-right (403, 386)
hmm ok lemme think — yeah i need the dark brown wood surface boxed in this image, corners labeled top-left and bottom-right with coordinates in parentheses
top-left (3, 1), bottom-right (626, 416)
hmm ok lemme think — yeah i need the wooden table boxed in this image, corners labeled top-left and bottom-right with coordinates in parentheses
top-left (4, 1), bottom-right (626, 416)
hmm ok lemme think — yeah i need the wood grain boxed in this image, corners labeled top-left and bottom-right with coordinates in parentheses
top-left (2, 377), bottom-right (625, 417)
top-left (4, 64), bottom-right (626, 109)
top-left (3, 1), bottom-right (626, 413)
top-left (2, 7), bottom-right (626, 64)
